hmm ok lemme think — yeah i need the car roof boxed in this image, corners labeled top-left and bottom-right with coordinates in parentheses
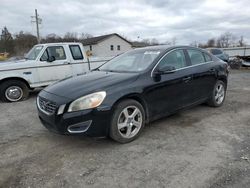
top-left (135, 45), bottom-right (205, 52)
top-left (36, 42), bottom-right (82, 47)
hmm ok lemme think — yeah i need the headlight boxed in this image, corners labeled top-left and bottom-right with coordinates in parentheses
top-left (68, 91), bottom-right (106, 112)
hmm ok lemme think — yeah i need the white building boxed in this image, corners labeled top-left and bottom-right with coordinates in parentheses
top-left (82, 33), bottom-right (133, 58)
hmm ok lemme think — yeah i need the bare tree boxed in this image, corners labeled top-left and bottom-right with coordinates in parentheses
top-left (150, 38), bottom-right (159, 45)
top-left (238, 36), bottom-right (245, 47)
top-left (171, 37), bottom-right (177, 46)
top-left (217, 32), bottom-right (236, 48)
top-left (207, 38), bottom-right (216, 47)
top-left (14, 31), bottom-right (37, 55)
top-left (63, 32), bottom-right (79, 42)
top-left (79, 33), bottom-right (93, 40)
top-left (0, 26), bottom-right (14, 54)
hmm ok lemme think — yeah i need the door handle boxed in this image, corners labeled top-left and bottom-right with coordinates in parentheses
top-left (182, 76), bottom-right (192, 82)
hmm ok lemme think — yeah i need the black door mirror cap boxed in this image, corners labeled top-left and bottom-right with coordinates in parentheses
top-left (156, 65), bottom-right (176, 75)
top-left (47, 56), bottom-right (55, 62)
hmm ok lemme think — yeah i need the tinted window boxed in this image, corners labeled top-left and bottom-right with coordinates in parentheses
top-left (203, 52), bottom-right (212, 62)
top-left (70, 45), bottom-right (83, 60)
top-left (187, 49), bottom-right (205, 65)
top-left (158, 50), bottom-right (186, 70)
top-left (210, 49), bottom-right (223, 55)
top-left (41, 46), bottom-right (66, 61)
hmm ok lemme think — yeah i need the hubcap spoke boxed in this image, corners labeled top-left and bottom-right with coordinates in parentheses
top-left (126, 125), bottom-right (132, 137)
top-left (130, 108), bottom-right (139, 118)
top-left (122, 108), bottom-right (129, 119)
top-left (133, 120), bottom-right (141, 128)
top-left (118, 122), bottom-right (127, 130)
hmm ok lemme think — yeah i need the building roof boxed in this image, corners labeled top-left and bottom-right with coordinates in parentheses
top-left (81, 33), bottom-right (132, 46)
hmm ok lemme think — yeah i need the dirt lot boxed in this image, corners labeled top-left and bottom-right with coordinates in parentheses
top-left (0, 69), bottom-right (250, 188)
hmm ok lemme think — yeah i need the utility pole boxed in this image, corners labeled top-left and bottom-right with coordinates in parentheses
top-left (31, 9), bottom-right (42, 43)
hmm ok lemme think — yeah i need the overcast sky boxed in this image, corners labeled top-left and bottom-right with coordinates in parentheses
top-left (1, 0), bottom-right (250, 44)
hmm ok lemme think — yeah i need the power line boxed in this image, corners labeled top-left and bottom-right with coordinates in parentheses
top-left (31, 9), bottom-right (42, 43)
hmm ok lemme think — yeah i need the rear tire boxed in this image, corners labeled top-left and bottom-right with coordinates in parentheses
top-left (207, 80), bottom-right (226, 107)
top-left (0, 80), bottom-right (29, 102)
top-left (109, 99), bottom-right (145, 143)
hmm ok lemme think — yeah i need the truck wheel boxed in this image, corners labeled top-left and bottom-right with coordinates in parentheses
top-left (109, 99), bottom-right (145, 143)
top-left (0, 80), bottom-right (29, 102)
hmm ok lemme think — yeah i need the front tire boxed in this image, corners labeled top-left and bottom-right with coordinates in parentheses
top-left (207, 80), bottom-right (226, 107)
top-left (0, 80), bottom-right (29, 102)
top-left (109, 99), bottom-right (145, 143)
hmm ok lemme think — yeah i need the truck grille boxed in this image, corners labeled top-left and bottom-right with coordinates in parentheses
top-left (38, 96), bottom-right (57, 115)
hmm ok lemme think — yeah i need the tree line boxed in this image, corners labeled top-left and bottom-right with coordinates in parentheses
top-left (0, 26), bottom-right (247, 57)
top-left (0, 27), bottom-right (94, 56)
top-left (192, 32), bottom-right (246, 48)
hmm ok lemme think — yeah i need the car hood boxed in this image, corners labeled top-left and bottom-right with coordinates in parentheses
top-left (44, 71), bottom-right (139, 99)
top-left (0, 59), bottom-right (34, 71)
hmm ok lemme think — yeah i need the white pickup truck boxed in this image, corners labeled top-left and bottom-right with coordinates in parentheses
top-left (0, 43), bottom-right (106, 102)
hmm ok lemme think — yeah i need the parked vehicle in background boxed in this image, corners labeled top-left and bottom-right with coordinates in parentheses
top-left (0, 43), bottom-right (107, 102)
top-left (207, 48), bottom-right (229, 62)
top-left (37, 46), bottom-right (229, 143)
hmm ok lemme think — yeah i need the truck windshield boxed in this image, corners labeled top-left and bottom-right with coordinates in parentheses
top-left (25, 45), bottom-right (43, 60)
top-left (99, 49), bottom-right (162, 73)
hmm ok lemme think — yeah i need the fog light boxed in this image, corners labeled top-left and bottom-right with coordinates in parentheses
top-left (57, 104), bottom-right (66, 115)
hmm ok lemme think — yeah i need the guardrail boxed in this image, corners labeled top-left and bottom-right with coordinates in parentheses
top-left (222, 47), bottom-right (250, 57)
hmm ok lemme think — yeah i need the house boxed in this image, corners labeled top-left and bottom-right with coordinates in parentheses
top-left (82, 33), bottom-right (133, 57)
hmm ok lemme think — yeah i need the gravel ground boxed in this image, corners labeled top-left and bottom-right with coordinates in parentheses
top-left (0, 69), bottom-right (250, 188)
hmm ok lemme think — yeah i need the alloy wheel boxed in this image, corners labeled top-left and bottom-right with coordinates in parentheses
top-left (215, 83), bottom-right (225, 105)
top-left (117, 105), bottom-right (143, 139)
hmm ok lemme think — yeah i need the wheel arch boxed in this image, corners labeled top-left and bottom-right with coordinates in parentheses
top-left (217, 75), bottom-right (228, 88)
top-left (112, 93), bottom-right (150, 124)
top-left (0, 77), bottom-right (31, 89)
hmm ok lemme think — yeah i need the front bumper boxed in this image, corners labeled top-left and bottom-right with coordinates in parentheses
top-left (37, 90), bottom-right (112, 137)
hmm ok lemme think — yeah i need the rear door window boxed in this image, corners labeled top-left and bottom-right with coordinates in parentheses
top-left (187, 49), bottom-right (205, 65)
top-left (69, 45), bottom-right (84, 60)
top-left (203, 52), bottom-right (212, 62)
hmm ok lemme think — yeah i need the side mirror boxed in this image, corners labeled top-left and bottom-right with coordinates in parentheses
top-left (47, 56), bottom-right (55, 62)
top-left (155, 65), bottom-right (176, 75)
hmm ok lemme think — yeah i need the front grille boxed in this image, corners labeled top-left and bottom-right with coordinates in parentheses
top-left (38, 96), bottom-right (57, 115)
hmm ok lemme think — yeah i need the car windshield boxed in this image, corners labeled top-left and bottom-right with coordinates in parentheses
top-left (210, 49), bottom-right (223, 55)
top-left (99, 49), bottom-right (162, 72)
top-left (25, 45), bottom-right (43, 60)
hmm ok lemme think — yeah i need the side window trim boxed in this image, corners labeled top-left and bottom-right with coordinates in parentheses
top-left (151, 48), bottom-right (213, 77)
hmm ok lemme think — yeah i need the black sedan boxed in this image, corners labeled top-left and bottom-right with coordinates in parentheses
top-left (37, 46), bottom-right (229, 143)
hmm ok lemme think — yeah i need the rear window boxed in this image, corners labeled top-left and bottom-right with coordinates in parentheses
top-left (70, 45), bottom-right (84, 60)
top-left (210, 49), bottom-right (222, 55)
top-left (187, 49), bottom-right (205, 65)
